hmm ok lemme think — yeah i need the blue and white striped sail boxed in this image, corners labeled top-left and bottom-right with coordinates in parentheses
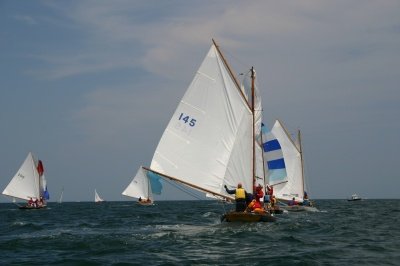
top-left (268, 120), bottom-right (304, 202)
top-left (262, 122), bottom-right (288, 185)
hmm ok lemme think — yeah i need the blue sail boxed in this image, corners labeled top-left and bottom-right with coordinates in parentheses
top-left (147, 171), bottom-right (163, 195)
top-left (43, 186), bottom-right (50, 200)
top-left (262, 123), bottom-right (287, 183)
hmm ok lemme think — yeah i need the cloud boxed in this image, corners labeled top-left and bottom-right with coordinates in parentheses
top-left (12, 15), bottom-right (38, 25)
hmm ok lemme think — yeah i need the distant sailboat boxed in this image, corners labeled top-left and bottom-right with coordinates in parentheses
top-left (2, 152), bottom-right (50, 209)
top-left (122, 167), bottom-right (159, 205)
top-left (94, 189), bottom-right (104, 203)
top-left (264, 120), bottom-right (318, 212)
top-left (58, 187), bottom-right (64, 203)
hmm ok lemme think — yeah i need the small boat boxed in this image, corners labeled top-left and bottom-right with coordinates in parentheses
top-left (347, 194), bottom-right (362, 201)
top-left (2, 152), bottom-right (50, 209)
top-left (94, 189), bottom-right (105, 203)
top-left (122, 167), bottom-right (160, 206)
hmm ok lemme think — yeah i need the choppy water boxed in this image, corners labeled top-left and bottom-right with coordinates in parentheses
top-left (0, 199), bottom-right (399, 265)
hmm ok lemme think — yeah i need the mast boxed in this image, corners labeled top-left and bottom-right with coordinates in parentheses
top-left (298, 129), bottom-right (305, 197)
top-left (251, 67), bottom-right (256, 194)
top-left (147, 174), bottom-right (150, 199)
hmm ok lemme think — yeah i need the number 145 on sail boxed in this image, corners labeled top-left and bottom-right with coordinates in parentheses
top-left (178, 113), bottom-right (196, 127)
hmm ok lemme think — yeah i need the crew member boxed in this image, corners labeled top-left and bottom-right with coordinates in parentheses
top-left (224, 183), bottom-right (247, 212)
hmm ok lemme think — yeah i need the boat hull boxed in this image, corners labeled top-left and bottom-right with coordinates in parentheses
top-left (280, 205), bottom-right (318, 212)
top-left (347, 198), bottom-right (362, 201)
top-left (19, 205), bottom-right (47, 210)
top-left (138, 201), bottom-right (154, 206)
top-left (221, 211), bottom-right (276, 222)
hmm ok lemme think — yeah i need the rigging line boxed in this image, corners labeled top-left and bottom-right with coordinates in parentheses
top-left (221, 45), bottom-right (252, 73)
top-left (163, 178), bottom-right (204, 200)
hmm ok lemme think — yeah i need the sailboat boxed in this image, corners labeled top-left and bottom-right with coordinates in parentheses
top-left (135, 39), bottom-right (275, 222)
top-left (58, 187), bottom-right (64, 203)
top-left (122, 167), bottom-right (161, 205)
top-left (2, 152), bottom-right (50, 209)
top-left (265, 120), bottom-right (318, 212)
top-left (94, 189), bottom-right (105, 203)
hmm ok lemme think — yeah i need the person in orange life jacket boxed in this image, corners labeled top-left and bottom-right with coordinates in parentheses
top-left (255, 184), bottom-right (264, 202)
top-left (224, 183), bottom-right (247, 212)
top-left (247, 198), bottom-right (264, 213)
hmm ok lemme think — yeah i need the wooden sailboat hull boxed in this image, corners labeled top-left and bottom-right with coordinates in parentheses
top-left (138, 201), bottom-right (154, 206)
top-left (221, 211), bottom-right (276, 222)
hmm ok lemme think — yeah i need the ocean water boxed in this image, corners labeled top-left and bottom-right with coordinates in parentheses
top-left (0, 199), bottom-right (399, 265)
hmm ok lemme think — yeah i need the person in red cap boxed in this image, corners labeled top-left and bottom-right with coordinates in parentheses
top-left (224, 183), bottom-right (247, 212)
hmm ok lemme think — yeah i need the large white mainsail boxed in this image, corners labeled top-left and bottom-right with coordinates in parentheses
top-left (122, 167), bottom-right (153, 201)
top-left (149, 42), bottom-right (254, 198)
top-left (2, 152), bottom-right (40, 200)
top-left (269, 120), bottom-right (304, 202)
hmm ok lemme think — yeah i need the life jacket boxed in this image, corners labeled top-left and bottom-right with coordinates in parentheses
top-left (253, 200), bottom-right (262, 209)
top-left (235, 188), bottom-right (246, 200)
top-left (255, 188), bottom-right (264, 201)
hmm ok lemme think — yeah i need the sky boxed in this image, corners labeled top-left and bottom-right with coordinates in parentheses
top-left (1, 0), bottom-right (399, 202)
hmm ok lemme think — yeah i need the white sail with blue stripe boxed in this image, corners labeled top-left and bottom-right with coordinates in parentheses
top-left (267, 120), bottom-right (304, 202)
top-left (262, 122), bottom-right (288, 185)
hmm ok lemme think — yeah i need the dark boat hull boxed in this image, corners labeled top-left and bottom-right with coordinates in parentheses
top-left (19, 205), bottom-right (47, 210)
top-left (221, 211), bottom-right (276, 222)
